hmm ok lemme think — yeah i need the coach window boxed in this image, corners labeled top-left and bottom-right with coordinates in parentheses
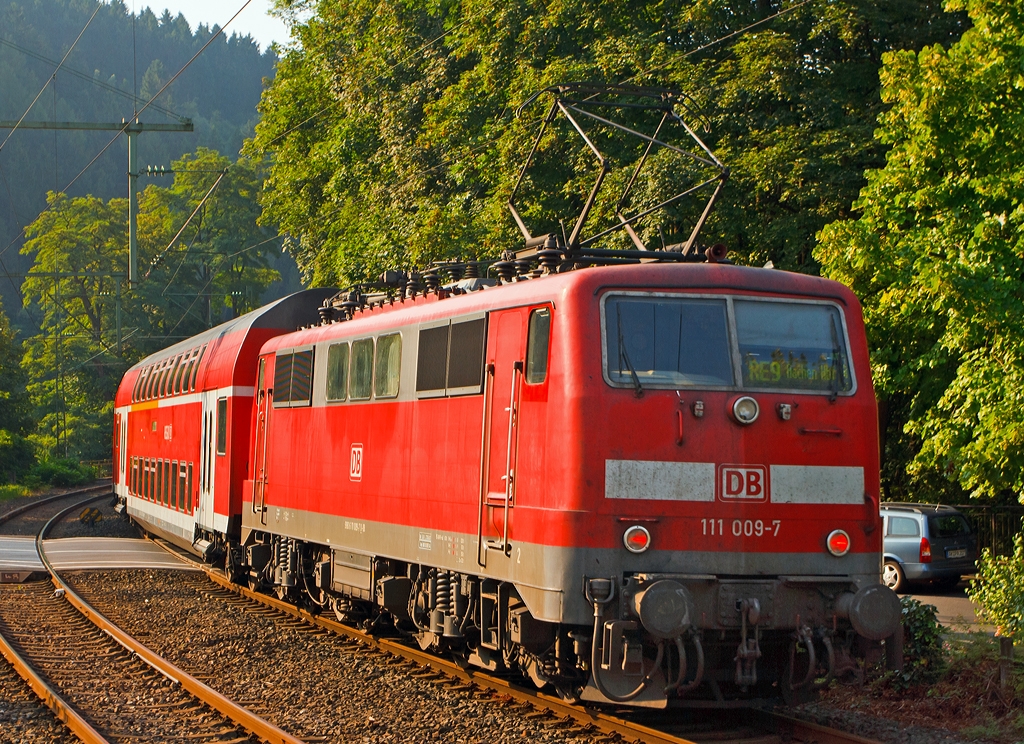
top-left (144, 365), bottom-right (157, 400)
top-left (157, 460), bottom-right (164, 504)
top-left (178, 464), bottom-right (187, 511)
top-left (187, 463), bottom-right (193, 513)
top-left (326, 343), bottom-right (350, 401)
top-left (216, 397), bottom-right (228, 455)
top-left (157, 363), bottom-right (169, 398)
top-left (143, 459), bottom-right (150, 500)
top-left (190, 345), bottom-right (207, 391)
top-left (374, 334), bottom-right (402, 398)
top-left (526, 308), bottom-right (551, 384)
top-left (350, 339), bottom-right (374, 400)
top-left (172, 355), bottom-right (187, 394)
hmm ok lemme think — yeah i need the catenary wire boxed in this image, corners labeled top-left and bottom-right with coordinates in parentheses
top-left (0, 2), bottom-right (101, 154)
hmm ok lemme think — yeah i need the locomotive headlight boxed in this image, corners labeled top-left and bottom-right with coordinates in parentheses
top-left (826, 529), bottom-right (851, 556)
top-left (623, 525), bottom-right (651, 553)
top-left (732, 396), bottom-right (760, 425)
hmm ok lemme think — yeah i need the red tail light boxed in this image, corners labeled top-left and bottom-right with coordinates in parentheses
top-left (919, 537), bottom-right (932, 563)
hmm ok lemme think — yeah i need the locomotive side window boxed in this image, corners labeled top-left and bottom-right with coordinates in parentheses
top-left (734, 301), bottom-right (852, 393)
top-left (216, 397), bottom-right (228, 455)
top-left (374, 334), bottom-right (402, 398)
top-left (274, 353), bottom-right (294, 405)
top-left (416, 317), bottom-right (486, 396)
top-left (273, 349), bottom-right (315, 407)
top-left (326, 343), bottom-right (350, 401)
top-left (350, 339), bottom-right (374, 400)
top-left (526, 309), bottom-right (551, 384)
top-left (291, 350), bottom-right (314, 404)
top-left (416, 325), bottom-right (449, 394)
top-left (606, 297), bottom-right (733, 387)
top-left (448, 318), bottom-right (485, 392)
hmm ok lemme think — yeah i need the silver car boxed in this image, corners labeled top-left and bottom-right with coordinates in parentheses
top-left (880, 503), bottom-right (977, 592)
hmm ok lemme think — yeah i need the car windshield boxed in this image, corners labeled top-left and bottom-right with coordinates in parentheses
top-left (929, 514), bottom-right (972, 538)
top-left (604, 295), bottom-right (853, 393)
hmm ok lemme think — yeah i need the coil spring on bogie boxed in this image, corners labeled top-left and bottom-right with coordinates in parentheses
top-left (435, 571), bottom-right (451, 615)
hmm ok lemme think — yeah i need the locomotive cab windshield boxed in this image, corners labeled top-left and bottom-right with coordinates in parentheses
top-left (603, 294), bottom-right (854, 394)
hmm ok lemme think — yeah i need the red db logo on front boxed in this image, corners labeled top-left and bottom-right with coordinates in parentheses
top-left (717, 464), bottom-right (768, 501)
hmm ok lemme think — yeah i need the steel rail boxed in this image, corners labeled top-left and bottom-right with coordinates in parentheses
top-left (23, 495), bottom-right (304, 744)
top-left (0, 622), bottom-right (108, 743)
top-left (0, 480), bottom-right (111, 527)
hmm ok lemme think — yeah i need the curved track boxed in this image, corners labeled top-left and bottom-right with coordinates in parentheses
top-left (0, 491), bottom-right (303, 744)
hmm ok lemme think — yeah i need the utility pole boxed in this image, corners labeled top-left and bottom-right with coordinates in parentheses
top-left (0, 118), bottom-right (193, 285)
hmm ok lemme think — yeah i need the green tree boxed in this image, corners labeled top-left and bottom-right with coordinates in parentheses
top-left (250, 0), bottom-right (964, 286)
top-left (0, 297), bottom-right (33, 481)
top-left (816, 0), bottom-right (1024, 501)
top-left (134, 148), bottom-right (280, 349)
top-left (20, 193), bottom-right (127, 459)
top-left (18, 149), bottom-right (280, 460)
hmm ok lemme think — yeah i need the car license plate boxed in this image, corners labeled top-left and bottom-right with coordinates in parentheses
top-left (947, 548), bottom-right (966, 559)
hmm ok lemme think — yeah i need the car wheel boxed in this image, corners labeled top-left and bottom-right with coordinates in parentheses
top-left (881, 560), bottom-right (905, 592)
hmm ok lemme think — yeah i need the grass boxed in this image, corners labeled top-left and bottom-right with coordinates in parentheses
top-left (0, 483), bottom-right (30, 502)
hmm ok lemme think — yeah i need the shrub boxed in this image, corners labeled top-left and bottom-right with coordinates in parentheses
top-left (888, 596), bottom-right (945, 690)
top-left (969, 533), bottom-right (1024, 640)
top-left (22, 458), bottom-right (97, 488)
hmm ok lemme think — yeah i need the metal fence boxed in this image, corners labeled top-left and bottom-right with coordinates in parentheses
top-left (83, 460), bottom-right (112, 479)
top-left (950, 505), bottom-right (1024, 558)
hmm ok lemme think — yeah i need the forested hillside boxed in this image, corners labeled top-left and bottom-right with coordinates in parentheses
top-left (0, 0), bottom-right (277, 330)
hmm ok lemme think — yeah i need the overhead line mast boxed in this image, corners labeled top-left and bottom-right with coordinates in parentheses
top-left (0, 118), bottom-right (194, 286)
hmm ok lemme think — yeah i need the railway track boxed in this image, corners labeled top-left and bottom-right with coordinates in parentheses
top-left (0, 491), bottom-right (304, 744)
top-left (144, 538), bottom-right (884, 744)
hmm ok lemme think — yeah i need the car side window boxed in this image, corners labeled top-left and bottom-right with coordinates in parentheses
top-left (887, 516), bottom-right (920, 537)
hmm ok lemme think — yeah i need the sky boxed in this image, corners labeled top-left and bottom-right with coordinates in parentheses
top-left (141, 0), bottom-right (291, 52)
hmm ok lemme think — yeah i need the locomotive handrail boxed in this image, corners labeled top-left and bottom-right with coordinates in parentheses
top-left (476, 363), bottom-right (495, 567)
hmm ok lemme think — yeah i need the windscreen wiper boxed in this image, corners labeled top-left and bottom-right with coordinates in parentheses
top-left (617, 306), bottom-right (644, 398)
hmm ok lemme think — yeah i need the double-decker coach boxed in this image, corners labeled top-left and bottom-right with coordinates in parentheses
top-left (114, 289), bottom-right (334, 557)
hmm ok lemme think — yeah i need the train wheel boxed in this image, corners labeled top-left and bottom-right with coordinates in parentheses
top-left (881, 561), bottom-right (905, 593)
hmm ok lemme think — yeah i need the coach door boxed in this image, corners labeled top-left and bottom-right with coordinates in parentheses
top-left (252, 358), bottom-right (270, 525)
top-left (197, 390), bottom-right (218, 531)
top-left (479, 307), bottom-right (527, 562)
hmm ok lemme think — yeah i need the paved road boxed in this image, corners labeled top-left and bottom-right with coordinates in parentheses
top-left (906, 581), bottom-right (993, 632)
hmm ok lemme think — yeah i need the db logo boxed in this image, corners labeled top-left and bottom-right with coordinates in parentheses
top-left (349, 443), bottom-right (363, 482)
top-left (717, 464), bottom-right (768, 501)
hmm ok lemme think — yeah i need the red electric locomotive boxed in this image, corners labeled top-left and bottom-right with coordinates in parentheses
top-left (113, 85), bottom-right (901, 707)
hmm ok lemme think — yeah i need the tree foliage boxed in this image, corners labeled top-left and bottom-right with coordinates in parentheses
top-left (250, 0), bottom-right (965, 286)
top-left (19, 149), bottom-right (280, 460)
top-left (816, 0), bottom-right (1024, 500)
top-left (0, 0), bottom-right (277, 330)
top-left (0, 297), bottom-right (33, 482)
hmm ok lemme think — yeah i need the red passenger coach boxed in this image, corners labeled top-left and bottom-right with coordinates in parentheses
top-left (114, 289), bottom-right (334, 556)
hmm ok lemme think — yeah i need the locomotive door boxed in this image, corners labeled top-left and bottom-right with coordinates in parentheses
top-left (196, 390), bottom-right (217, 531)
top-left (252, 358), bottom-right (270, 525)
top-left (479, 308), bottom-right (527, 560)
